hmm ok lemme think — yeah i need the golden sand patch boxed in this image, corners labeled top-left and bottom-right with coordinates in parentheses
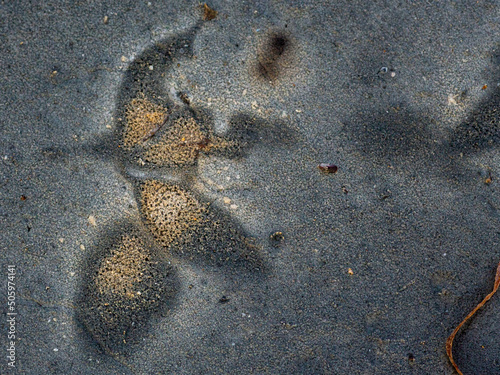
top-left (95, 234), bottom-right (150, 299)
top-left (123, 94), bottom-right (167, 148)
top-left (140, 180), bottom-right (205, 247)
top-left (143, 116), bottom-right (233, 166)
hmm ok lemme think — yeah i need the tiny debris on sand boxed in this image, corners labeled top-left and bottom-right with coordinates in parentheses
top-left (202, 4), bottom-right (218, 21)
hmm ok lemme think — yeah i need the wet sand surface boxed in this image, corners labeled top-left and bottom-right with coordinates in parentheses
top-left (1, 1), bottom-right (499, 374)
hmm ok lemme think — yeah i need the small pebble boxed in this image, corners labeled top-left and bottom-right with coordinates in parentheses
top-left (219, 296), bottom-right (230, 303)
top-left (318, 163), bottom-right (338, 173)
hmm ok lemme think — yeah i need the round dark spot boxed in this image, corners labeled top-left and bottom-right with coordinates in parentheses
top-left (253, 31), bottom-right (293, 83)
top-left (271, 36), bottom-right (287, 56)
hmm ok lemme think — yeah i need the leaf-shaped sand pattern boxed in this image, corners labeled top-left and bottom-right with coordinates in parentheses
top-left (140, 180), bottom-right (205, 247)
top-left (77, 227), bottom-right (177, 355)
top-left (142, 115), bottom-right (234, 167)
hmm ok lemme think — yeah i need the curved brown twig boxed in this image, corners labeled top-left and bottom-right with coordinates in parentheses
top-left (446, 261), bottom-right (500, 374)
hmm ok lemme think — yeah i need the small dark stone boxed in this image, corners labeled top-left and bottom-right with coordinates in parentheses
top-left (318, 163), bottom-right (338, 173)
top-left (219, 295), bottom-right (230, 304)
